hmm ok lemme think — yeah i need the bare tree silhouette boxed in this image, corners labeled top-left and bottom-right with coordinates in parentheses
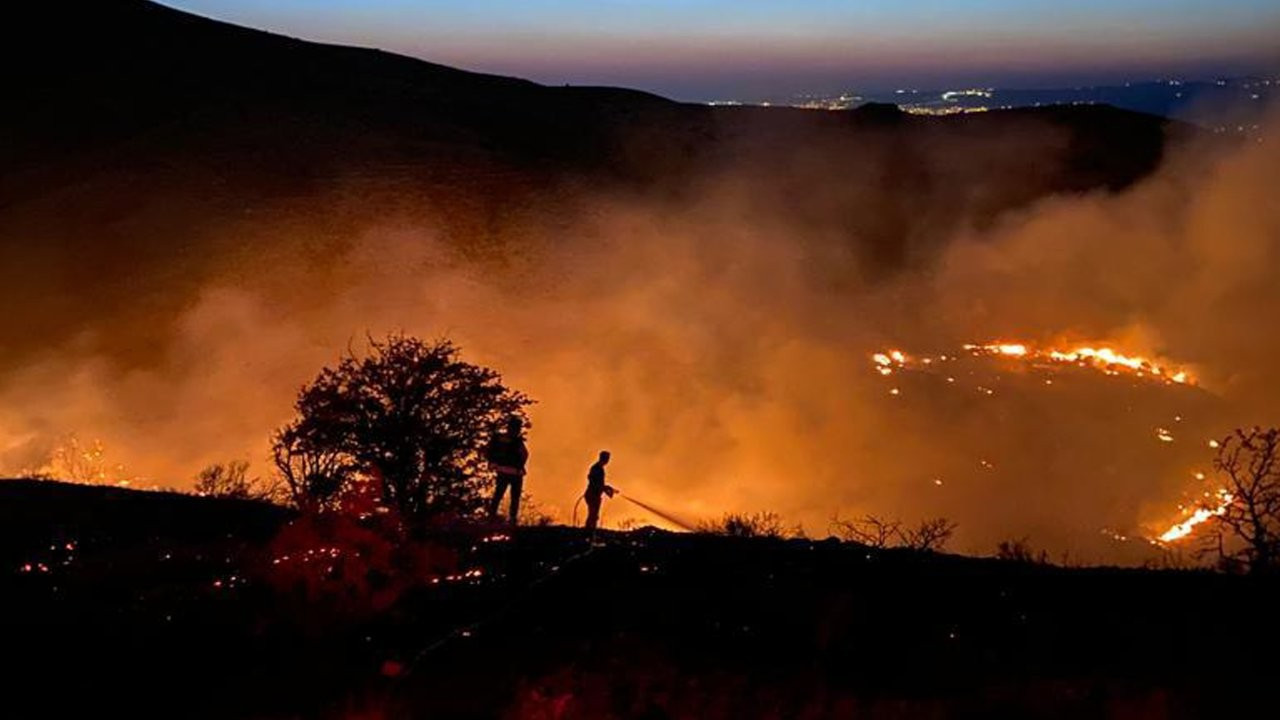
top-left (830, 514), bottom-right (902, 548)
top-left (901, 518), bottom-right (958, 552)
top-left (995, 537), bottom-right (1049, 563)
top-left (699, 511), bottom-right (787, 538)
top-left (272, 429), bottom-right (355, 512)
top-left (194, 460), bottom-right (281, 501)
top-left (831, 514), bottom-right (956, 552)
top-left (1199, 427), bottom-right (1280, 574)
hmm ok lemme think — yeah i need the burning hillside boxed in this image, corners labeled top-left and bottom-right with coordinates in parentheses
top-left (5, 2), bottom-right (1280, 718)
top-left (865, 339), bottom-right (1232, 557)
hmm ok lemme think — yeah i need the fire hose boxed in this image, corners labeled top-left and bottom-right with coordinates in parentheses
top-left (569, 487), bottom-right (614, 527)
top-left (572, 489), bottom-right (696, 532)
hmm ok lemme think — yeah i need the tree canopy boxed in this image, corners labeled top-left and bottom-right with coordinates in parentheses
top-left (273, 335), bottom-right (532, 519)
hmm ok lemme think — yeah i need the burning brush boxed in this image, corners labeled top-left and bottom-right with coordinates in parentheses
top-left (873, 341), bottom-right (1194, 386)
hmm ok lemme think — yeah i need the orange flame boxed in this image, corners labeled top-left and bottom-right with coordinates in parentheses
top-left (878, 341), bottom-right (1195, 386)
top-left (1158, 489), bottom-right (1233, 542)
top-left (27, 436), bottom-right (141, 488)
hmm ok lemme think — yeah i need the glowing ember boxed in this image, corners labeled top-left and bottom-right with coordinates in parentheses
top-left (430, 567), bottom-right (487, 585)
top-left (1158, 489), bottom-right (1233, 542)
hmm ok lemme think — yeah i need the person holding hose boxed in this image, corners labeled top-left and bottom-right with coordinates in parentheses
top-left (582, 450), bottom-right (615, 531)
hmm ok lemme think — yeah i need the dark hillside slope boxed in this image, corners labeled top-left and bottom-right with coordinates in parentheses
top-left (3, 0), bottom-right (683, 192)
top-left (0, 478), bottom-right (288, 565)
top-left (2, 480), bottom-right (1276, 718)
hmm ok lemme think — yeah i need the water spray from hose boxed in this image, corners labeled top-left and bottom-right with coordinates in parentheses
top-left (617, 492), bottom-right (697, 532)
top-left (571, 487), bottom-right (698, 532)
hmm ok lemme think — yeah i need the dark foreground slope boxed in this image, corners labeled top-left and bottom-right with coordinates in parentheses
top-left (3, 480), bottom-right (1276, 719)
top-left (0, 1), bottom-right (1191, 370)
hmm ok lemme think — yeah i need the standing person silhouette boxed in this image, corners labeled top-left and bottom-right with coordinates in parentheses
top-left (486, 416), bottom-right (528, 524)
top-left (583, 450), bottom-right (615, 531)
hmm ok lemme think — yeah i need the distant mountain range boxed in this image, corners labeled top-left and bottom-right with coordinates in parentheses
top-left (741, 78), bottom-right (1274, 133)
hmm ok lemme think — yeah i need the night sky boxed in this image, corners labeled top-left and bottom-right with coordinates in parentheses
top-left (164, 1), bottom-right (1280, 100)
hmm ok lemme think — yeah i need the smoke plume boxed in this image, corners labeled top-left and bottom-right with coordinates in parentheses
top-left (2, 107), bottom-right (1277, 562)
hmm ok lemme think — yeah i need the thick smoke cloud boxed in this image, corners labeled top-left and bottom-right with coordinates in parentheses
top-left (1, 109), bottom-right (1276, 562)
top-left (932, 117), bottom-right (1280, 404)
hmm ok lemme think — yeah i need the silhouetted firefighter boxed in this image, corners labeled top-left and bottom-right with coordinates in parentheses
top-left (583, 450), bottom-right (616, 531)
top-left (486, 416), bottom-right (528, 524)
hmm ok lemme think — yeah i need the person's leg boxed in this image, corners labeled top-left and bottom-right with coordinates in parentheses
top-left (584, 496), bottom-right (601, 530)
top-left (508, 476), bottom-right (523, 525)
top-left (488, 476), bottom-right (509, 518)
